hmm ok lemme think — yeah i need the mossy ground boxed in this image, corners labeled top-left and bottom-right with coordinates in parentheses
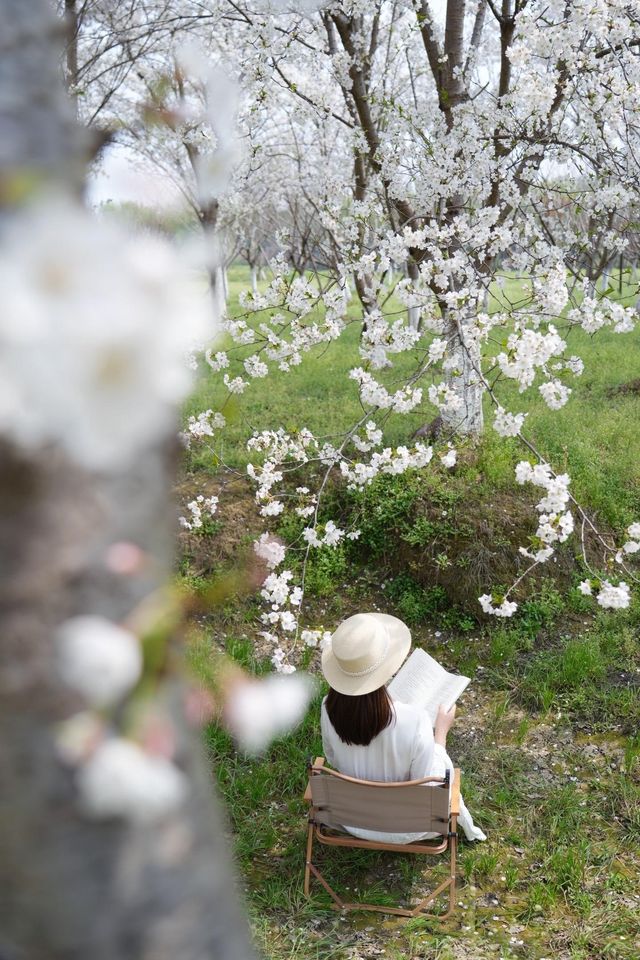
top-left (178, 267), bottom-right (640, 959)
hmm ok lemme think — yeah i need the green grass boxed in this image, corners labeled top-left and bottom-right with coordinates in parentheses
top-left (180, 265), bottom-right (640, 959)
top-left (186, 264), bottom-right (640, 527)
top-left (198, 627), bottom-right (640, 960)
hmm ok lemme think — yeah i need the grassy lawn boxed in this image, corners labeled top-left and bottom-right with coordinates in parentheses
top-left (179, 265), bottom-right (640, 960)
top-left (186, 264), bottom-right (640, 525)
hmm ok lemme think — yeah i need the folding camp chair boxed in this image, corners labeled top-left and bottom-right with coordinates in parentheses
top-left (303, 757), bottom-right (459, 918)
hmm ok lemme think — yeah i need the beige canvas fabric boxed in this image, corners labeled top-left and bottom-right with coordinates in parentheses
top-left (309, 769), bottom-right (450, 835)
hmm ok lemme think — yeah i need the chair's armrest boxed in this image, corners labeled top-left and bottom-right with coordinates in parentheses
top-left (450, 768), bottom-right (461, 817)
top-left (303, 757), bottom-right (326, 803)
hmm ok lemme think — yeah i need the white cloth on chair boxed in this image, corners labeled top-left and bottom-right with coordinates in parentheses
top-left (321, 697), bottom-right (486, 844)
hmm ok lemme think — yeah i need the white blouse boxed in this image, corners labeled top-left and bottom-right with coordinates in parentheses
top-left (320, 697), bottom-right (486, 844)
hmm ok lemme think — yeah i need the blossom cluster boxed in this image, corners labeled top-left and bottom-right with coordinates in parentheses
top-left (258, 569), bottom-right (305, 669)
top-left (340, 442), bottom-right (434, 488)
top-left (617, 521), bottom-right (640, 562)
top-left (223, 672), bottom-right (316, 754)
top-left (478, 595), bottom-right (518, 619)
top-left (568, 285), bottom-right (636, 336)
top-left (576, 520), bottom-right (640, 609)
top-left (179, 494), bottom-right (219, 531)
top-left (479, 461), bottom-right (573, 618)
top-left (55, 614), bottom-right (189, 822)
top-left (352, 420), bottom-right (383, 453)
top-left (493, 406), bottom-right (527, 438)
top-left (181, 409), bottom-right (226, 448)
top-left (0, 199), bottom-right (214, 470)
top-left (230, 272), bottom-right (349, 376)
top-left (516, 460), bottom-right (573, 561)
top-left (578, 578), bottom-right (630, 610)
top-left (302, 520), bottom-right (360, 548)
top-left (359, 311), bottom-right (422, 368)
top-left (246, 427), bottom-right (318, 517)
top-left (497, 326), bottom-right (567, 396)
top-left (349, 368), bottom-right (423, 414)
top-left (253, 532), bottom-right (286, 569)
top-left (300, 628), bottom-right (333, 649)
top-left (428, 382), bottom-right (464, 415)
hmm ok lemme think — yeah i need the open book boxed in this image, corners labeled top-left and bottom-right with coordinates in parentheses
top-left (387, 648), bottom-right (470, 727)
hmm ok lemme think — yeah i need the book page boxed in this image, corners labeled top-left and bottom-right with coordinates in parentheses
top-left (432, 674), bottom-right (471, 723)
top-left (387, 649), bottom-right (444, 704)
top-left (388, 649), bottom-right (471, 726)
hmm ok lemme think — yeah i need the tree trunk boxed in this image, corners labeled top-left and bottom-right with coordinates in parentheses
top-left (408, 304), bottom-right (421, 330)
top-left (441, 310), bottom-right (484, 437)
top-left (0, 3), bottom-right (258, 958)
top-left (209, 264), bottom-right (228, 317)
top-left (406, 258), bottom-right (421, 331)
top-left (64, 0), bottom-right (79, 103)
top-left (199, 200), bottom-right (228, 318)
top-left (250, 263), bottom-right (258, 294)
top-left (618, 254), bottom-right (623, 294)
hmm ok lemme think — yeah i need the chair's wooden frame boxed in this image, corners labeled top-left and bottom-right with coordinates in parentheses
top-left (303, 757), bottom-right (460, 918)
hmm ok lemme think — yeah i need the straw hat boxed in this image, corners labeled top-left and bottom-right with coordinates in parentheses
top-left (321, 612), bottom-right (411, 695)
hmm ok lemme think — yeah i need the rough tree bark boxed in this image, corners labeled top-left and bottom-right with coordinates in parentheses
top-left (437, 0), bottom-right (485, 436)
top-left (0, 3), bottom-right (258, 959)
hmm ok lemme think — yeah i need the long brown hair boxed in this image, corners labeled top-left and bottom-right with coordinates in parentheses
top-left (325, 685), bottom-right (394, 746)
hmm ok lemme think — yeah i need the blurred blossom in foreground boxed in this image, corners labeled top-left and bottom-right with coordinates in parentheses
top-left (175, 41), bottom-right (240, 201)
top-left (77, 738), bottom-right (189, 822)
top-left (104, 540), bottom-right (147, 575)
top-left (0, 197), bottom-right (214, 470)
top-left (224, 673), bottom-right (316, 755)
top-left (56, 615), bottom-right (142, 708)
top-left (55, 711), bottom-right (105, 766)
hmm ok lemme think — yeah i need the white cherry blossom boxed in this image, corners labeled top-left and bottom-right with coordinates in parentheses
top-left (253, 533), bottom-right (286, 569)
top-left (596, 580), bottom-right (630, 610)
top-left (179, 495), bottom-right (219, 531)
top-left (77, 738), bottom-right (188, 822)
top-left (56, 616), bottom-right (142, 708)
top-left (0, 199), bottom-right (214, 469)
top-left (224, 673), bottom-right (315, 754)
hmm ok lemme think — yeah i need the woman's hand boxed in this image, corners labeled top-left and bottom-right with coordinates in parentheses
top-left (434, 703), bottom-right (456, 747)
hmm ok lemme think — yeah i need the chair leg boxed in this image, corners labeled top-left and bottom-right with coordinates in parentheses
top-left (411, 875), bottom-right (453, 917)
top-left (305, 830), bottom-right (459, 919)
top-left (448, 832), bottom-right (457, 916)
top-left (303, 821), bottom-right (314, 898)
top-left (412, 832), bottom-right (458, 919)
top-left (309, 861), bottom-right (347, 910)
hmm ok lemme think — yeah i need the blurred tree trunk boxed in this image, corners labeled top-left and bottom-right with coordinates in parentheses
top-left (0, 3), bottom-right (258, 959)
top-left (63, 0), bottom-right (79, 102)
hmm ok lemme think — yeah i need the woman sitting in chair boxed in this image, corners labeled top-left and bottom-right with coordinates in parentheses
top-left (320, 611), bottom-right (486, 844)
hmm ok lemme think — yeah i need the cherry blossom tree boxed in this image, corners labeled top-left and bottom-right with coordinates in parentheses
top-left (60, 0), bottom-right (640, 658)
top-left (215, 1), bottom-right (640, 426)
top-left (180, 1), bottom-right (640, 665)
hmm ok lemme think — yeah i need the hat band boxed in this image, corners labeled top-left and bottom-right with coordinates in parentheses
top-left (335, 636), bottom-right (390, 678)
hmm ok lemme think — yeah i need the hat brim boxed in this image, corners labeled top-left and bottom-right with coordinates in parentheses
top-left (321, 613), bottom-right (411, 695)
